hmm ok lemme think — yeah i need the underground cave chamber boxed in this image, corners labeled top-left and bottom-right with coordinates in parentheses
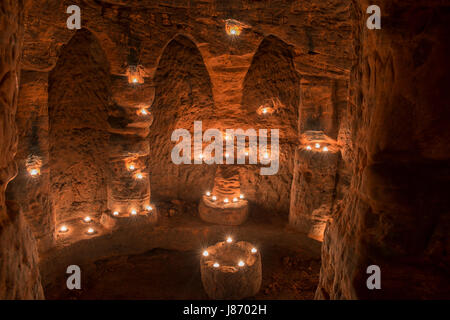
top-left (0, 0), bottom-right (449, 300)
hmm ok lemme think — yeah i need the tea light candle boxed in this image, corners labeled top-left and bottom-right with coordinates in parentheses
top-left (226, 237), bottom-right (233, 244)
top-left (113, 211), bottom-right (119, 216)
top-left (251, 248), bottom-right (257, 254)
top-left (203, 250), bottom-right (209, 257)
top-left (238, 260), bottom-right (245, 267)
top-left (87, 228), bottom-right (94, 234)
top-left (84, 216), bottom-right (91, 223)
top-left (59, 225), bottom-right (68, 233)
top-left (131, 209), bottom-right (137, 215)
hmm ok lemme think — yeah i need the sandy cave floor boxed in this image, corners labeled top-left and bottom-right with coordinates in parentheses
top-left (42, 201), bottom-right (322, 300)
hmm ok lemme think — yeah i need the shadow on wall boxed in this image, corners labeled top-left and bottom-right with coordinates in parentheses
top-left (149, 35), bottom-right (216, 201)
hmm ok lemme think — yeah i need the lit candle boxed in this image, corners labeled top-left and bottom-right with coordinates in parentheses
top-left (206, 191), bottom-right (211, 197)
top-left (59, 225), bottom-right (68, 233)
top-left (136, 173), bottom-right (143, 179)
top-left (239, 194), bottom-right (244, 199)
top-left (113, 211), bottom-right (119, 216)
top-left (306, 145), bottom-right (312, 150)
top-left (131, 209), bottom-right (137, 215)
top-left (226, 237), bottom-right (233, 244)
top-left (225, 153), bottom-right (230, 158)
top-left (233, 197), bottom-right (238, 203)
top-left (84, 216), bottom-right (91, 223)
top-left (262, 108), bottom-right (267, 114)
top-left (224, 198), bottom-right (229, 203)
top-left (323, 146), bottom-right (329, 152)
top-left (245, 151), bottom-right (249, 156)
top-left (87, 228), bottom-right (94, 234)
top-left (263, 152), bottom-right (269, 159)
top-left (128, 164), bottom-right (135, 171)
top-left (315, 143), bottom-right (320, 149)
top-left (146, 205), bottom-right (153, 211)
top-left (203, 250), bottom-right (209, 257)
top-left (213, 262), bottom-right (220, 268)
top-left (251, 248), bottom-right (257, 254)
top-left (212, 195), bottom-right (217, 201)
top-left (238, 260), bottom-right (245, 267)
top-left (132, 78), bottom-right (138, 84)
top-left (140, 108), bottom-right (148, 115)
top-left (29, 169), bottom-right (39, 176)
top-left (230, 29), bottom-right (237, 35)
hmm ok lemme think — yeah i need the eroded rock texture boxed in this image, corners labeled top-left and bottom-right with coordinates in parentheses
top-left (0, 0), bottom-right (44, 299)
top-left (48, 29), bottom-right (111, 235)
top-left (149, 35), bottom-right (216, 201)
top-left (316, 0), bottom-right (450, 299)
top-left (289, 76), bottom-right (349, 240)
top-left (6, 70), bottom-right (52, 253)
top-left (14, 0), bottom-right (353, 234)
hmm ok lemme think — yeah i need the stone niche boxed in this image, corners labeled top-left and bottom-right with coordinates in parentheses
top-left (289, 75), bottom-right (348, 241)
top-left (199, 166), bottom-right (249, 226)
top-left (289, 131), bottom-right (341, 241)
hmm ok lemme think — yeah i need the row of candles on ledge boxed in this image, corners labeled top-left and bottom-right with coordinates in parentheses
top-left (57, 205), bottom-right (154, 235)
top-left (202, 237), bottom-right (257, 268)
top-left (306, 143), bottom-right (329, 152)
top-left (205, 191), bottom-right (244, 204)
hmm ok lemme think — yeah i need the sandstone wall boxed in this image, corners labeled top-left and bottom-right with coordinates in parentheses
top-left (149, 35), bottom-right (217, 201)
top-left (6, 70), bottom-right (52, 253)
top-left (289, 78), bottom-right (349, 239)
top-left (8, 0), bottom-right (354, 252)
top-left (48, 29), bottom-right (111, 237)
top-left (0, 0), bottom-right (44, 299)
top-left (15, 0), bottom-right (353, 225)
top-left (316, 0), bottom-right (450, 299)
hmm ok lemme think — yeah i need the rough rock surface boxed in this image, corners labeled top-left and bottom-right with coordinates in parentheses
top-left (289, 136), bottom-right (341, 241)
top-left (6, 70), bottom-right (52, 253)
top-left (316, 0), bottom-right (450, 299)
top-left (17, 0), bottom-right (353, 223)
top-left (48, 28), bottom-right (111, 239)
top-left (0, 0), bottom-right (44, 300)
top-left (0, 201), bottom-right (44, 299)
top-left (200, 241), bottom-right (262, 299)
